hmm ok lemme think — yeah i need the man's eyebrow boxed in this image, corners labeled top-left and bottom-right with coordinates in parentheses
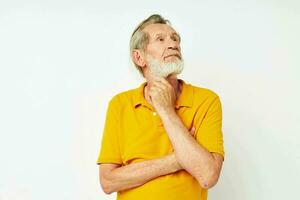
top-left (172, 32), bottom-right (180, 38)
top-left (154, 33), bottom-right (165, 37)
top-left (154, 32), bottom-right (180, 37)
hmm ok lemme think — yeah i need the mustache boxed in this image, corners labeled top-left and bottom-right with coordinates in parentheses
top-left (164, 53), bottom-right (182, 59)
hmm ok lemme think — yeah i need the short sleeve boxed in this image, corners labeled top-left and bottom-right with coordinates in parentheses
top-left (195, 96), bottom-right (225, 159)
top-left (96, 97), bottom-right (123, 165)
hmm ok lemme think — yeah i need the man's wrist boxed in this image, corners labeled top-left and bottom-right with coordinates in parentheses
top-left (158, 108), bottom-right (177, 121)
top-left (166, 152), bottom-right (182, 173)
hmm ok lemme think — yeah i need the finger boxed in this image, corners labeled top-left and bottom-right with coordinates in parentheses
top-left (149, 86), bottom-right (164, 98)
top-left (152, 78), bottom-right (174, 92)
top-left (157, 77), bottom-right (172, 88)
top-left (152, 77), bottom-right (170, 88)
top-left (151, 80), bottom-right (168, 90)
top-left (145, 88), bottom-right (153, 104)
top-left (152, 81), bottom-right (167, 91)
top-left (152, 76), bottom-right (167, 83)
top-left (159, 77), bottom-right (170, 85)
top-left (152, 76), bottom-right (165, 82)
top-left (189, 127), bottom-right (196, 136)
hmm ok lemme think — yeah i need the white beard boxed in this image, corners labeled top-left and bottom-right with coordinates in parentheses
top-left (146, 56), bottom-right (184, 78)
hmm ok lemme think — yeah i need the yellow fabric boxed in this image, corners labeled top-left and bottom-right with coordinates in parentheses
top-left (97, 79), bottom-right (225, 200)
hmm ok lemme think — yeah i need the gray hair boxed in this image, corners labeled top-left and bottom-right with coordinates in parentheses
top-left (130, 14), bottom-right (179, 76)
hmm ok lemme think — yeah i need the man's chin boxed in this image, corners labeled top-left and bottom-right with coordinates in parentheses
top-left (166, 73), bottom-right (178, 79)
top-left (147, 56), bottom-right (184, 78)
top-left (156, 70), bottom-right (182, 78)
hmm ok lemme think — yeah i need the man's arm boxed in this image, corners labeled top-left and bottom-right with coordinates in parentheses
top-left (161, 112), bottom-right (224, 189)
top-left (99, 152), bottom-right (182, 194)
top-left (148, 78), bottom-right (224, 189)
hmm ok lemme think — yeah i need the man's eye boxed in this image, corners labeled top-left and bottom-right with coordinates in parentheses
top-left (157, 37), bottom-right (164, 41)
top-left (172, 36), bottom-right (179, 41)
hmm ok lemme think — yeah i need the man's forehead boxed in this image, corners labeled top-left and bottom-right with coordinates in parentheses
top-left (143, 23), bottom-right (178, 36)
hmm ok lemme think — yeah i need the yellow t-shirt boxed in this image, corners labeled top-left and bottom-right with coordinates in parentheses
top-left (97, 79), bottom-right (225, 200)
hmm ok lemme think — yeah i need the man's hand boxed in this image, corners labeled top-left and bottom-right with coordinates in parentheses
top-left (147, 77), bottom-right (176, 117)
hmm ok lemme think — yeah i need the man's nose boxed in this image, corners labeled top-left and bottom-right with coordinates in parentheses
top-left (166, 38), bottom-right (180, 51)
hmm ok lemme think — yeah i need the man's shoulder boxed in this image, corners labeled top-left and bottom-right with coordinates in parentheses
top-left (186, 83), bottom-right (222, 110)
top-left (108, 85), bottom-right (141, 107)
top-left (187, 82), bottom-right (220, 100)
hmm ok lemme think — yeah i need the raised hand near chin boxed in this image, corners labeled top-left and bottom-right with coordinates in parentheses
top-left (147, 77), bottom-right (176, 117)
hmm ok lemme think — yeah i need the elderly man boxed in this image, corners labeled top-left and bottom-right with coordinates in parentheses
top-left (96, 14), bottom-right (225, 200)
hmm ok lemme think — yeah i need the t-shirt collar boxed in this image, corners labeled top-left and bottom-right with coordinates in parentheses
top-left (133, 79), bottom-right (193, 110)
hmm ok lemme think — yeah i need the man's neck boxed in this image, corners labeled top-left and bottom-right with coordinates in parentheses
top-left (166, 76), bottom-right (182, 99)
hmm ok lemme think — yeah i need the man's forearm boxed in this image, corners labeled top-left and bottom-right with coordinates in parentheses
top-left (160, 111), bottom-right (218, 188)
top-left (102, 153), bottom-right (182, 194)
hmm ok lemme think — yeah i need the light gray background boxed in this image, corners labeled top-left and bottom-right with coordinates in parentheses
top-left (0, 0), bottom-right (299, 199)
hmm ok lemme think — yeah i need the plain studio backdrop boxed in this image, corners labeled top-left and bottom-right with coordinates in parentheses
top-left (0, 0), bottom-right (299, 199)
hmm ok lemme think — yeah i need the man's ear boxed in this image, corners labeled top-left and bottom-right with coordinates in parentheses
top-left (132, 50), bottom-right (146, 68)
